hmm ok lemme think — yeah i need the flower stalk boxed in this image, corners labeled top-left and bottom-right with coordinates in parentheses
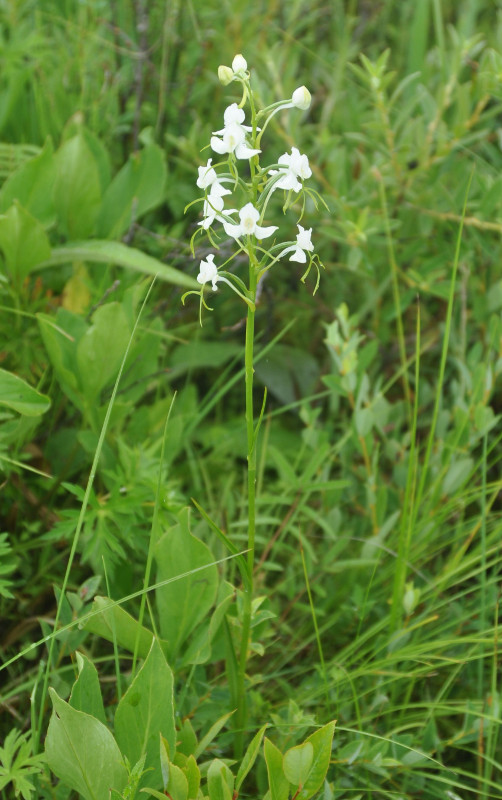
top-left (184, 53), bottom-right (325, 758)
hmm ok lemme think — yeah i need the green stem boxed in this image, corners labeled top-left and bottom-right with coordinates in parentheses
top-left (234, 249), bottom-right (257, 758)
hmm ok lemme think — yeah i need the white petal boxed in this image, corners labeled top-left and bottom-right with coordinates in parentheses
top-left (224, 103), bottom-right (245, 125)
top-left (275, 172), bottom-right (302, 192)
top-left (223, 221), bottom-right (243, 239)
top-left (234, 142), bottom-right (261, 159)
top-left (209, 181), bottom-right (231, 198)
top-left (289, 247), bottom-right (307, 263)
top-left (255, 224), bottom-right (278, 239)
top-left (210, 136), bottom-right (228, 154)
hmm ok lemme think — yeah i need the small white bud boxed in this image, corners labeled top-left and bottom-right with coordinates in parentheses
top-left (231, 54), bottom-right (248, 75)
top-left (291, 85), bottom-right (312, 110)
top-left (218, 65), bottom-right (234, 86)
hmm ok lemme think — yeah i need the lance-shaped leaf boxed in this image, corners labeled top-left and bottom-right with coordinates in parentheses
top-left (114, 638), bottom-right (176, 790)
top-left (155, 507), bottom-right (218, 661)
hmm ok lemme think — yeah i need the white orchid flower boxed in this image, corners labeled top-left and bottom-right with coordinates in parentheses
top-left (198, 182), bottom-right (233, 230)
top-left (223, 202), bottom-right (278, 240)
top-left (278, 225), bottom-right (314, 263)
top-left (211, 104), bottom-right (261, 160)
top-left (196, 158), bottom-right (218, 189)
top-left (269, 147), bottom-right (312, 192)
top-left (197, 254), bottom-right (223, 291)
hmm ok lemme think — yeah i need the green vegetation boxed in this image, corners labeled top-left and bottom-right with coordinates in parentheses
top-left (1, 1), bottom-right (502, 798)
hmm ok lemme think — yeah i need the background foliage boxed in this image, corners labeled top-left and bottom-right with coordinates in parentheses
top-left (1, 0), bottom-right (502, 798)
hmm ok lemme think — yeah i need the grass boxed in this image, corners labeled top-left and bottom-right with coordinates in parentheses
top-left (1, 0), bottom-right (502, 797)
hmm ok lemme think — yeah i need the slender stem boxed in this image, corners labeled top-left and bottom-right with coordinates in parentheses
top-left (234, 249), bottom-right (257, 758)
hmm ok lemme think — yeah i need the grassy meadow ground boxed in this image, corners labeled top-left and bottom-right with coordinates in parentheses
top-left (1, 1), bottom-right (502, 798)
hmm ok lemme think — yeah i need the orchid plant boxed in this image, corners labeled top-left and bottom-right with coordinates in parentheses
top-left (184, 54), bottom-right (326, 757)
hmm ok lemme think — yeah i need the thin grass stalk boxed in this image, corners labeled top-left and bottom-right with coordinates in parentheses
top-left (390, 298), bottom-right (420, 633)
top-left (412, 171), bottom-right (472, 530)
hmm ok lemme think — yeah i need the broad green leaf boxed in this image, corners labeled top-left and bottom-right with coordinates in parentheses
top-left (0, 202), bottom-right (51, 284)
top-left (207, 759), bottom-right (233, 800)
top-left (166, 763), bottom-right (189, 800)
top-left (235, 723), bottom-right (268, 791)
top-left (155, 507), bottom-right (218, 660)
top-left (264, 737), bottom-right (289, 800)
top-left (98, 143), bottom-right (167, 238)
top-left (297, 721), bottom-right (336, 800)
top-left (37, 239), bottom-right (198, 289)
top-left (0, 368), bottom-right (50, 416)
top-left (283, 742), bottom-right (314, 787)
top-left (69, 652), bottom-right (106, 725)
top-left (79, 595), bottom-right (169, 660)
top-left (115, 639), bottom-right (176, 790)
top-left (45, 688), bottom-right (127, 800)
top-left (76, 301), bottom-right (131, 402)
top-left (0, 138), bottom-right (56, 225)
top-left (53, 132), bottom-right (102, 239)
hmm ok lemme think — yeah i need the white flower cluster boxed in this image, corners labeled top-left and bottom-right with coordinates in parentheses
top-left (189, 54), bottom-right (318, 298)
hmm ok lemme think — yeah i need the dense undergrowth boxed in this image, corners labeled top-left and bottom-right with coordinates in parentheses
top-left (1, 1), bottom-right (502, 798)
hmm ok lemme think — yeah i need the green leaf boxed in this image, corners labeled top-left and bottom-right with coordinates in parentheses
top-left (0, 202), bottom-right (51, 284)
top-left (182, 579), bottom-right (235, 666)
top-left (115, 638), bottom-right (176, 790)
top-left (0, 368), bottom-right (50, 416)
top-left (297, 721), bottom-right (336, 800)
top-left (235, 724), bottom-right (268, 791)
top-left (264, 737), bottom-right (289, 800)
top-left (45, 688), bottom-right (127, 800)
top-left (193, 711), bottom-right (234, 760)
top-left (37, 308), bottom-right (87, 407)
top-left (37, 239), bottom-right (198, 289)
top-left (166, 763), bottom-right (189, 800)
top-left (283, 742), bottom-right (314, 787)
top-left (207, 759), bottom-right (234, 800)
top-left (0, 138), bottom-right (56, 225)
top-left (53, 132), bottom-right (102, 239)
top-left (183, 755), bottom-right (200, 799)
top-left (76, 301), bottom-right (131, 402)
top-left (80, 595), bottom-right (169, 660)
top-left (442, 457), bottom-right (474, 496)
top-left (155, 507), bottom-right (219, 661)
top-left (98, 144), bottom-right (167, 238)
top-left (69, 652), bottom-right (106, 725)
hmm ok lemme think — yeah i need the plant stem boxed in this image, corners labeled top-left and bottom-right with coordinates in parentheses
top-left (234, 251), bottom-right (257, 758)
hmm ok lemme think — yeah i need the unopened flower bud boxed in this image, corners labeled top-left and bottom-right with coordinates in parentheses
top-left (231, 54), bottom-right (247, 74)
top-left (292, 85), bottom-right (312, 110)
top-left (218, 65), bottom-right (234, 85)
